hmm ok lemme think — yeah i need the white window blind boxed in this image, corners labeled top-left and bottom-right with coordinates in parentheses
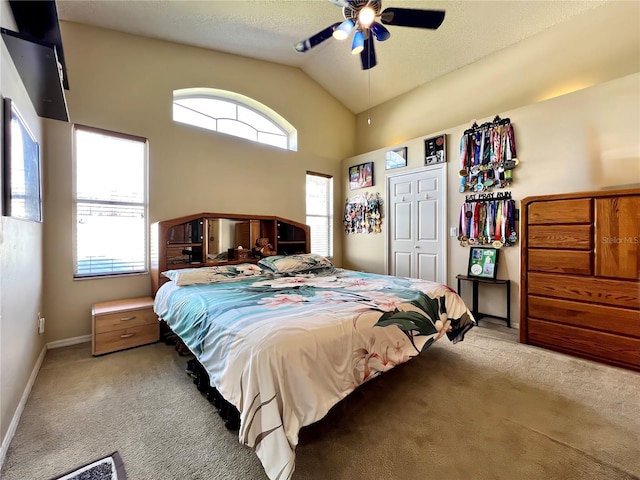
top-left (306, 172), bottom-right (333, 258)
top-left (74, 126), bottom-right (148, 277)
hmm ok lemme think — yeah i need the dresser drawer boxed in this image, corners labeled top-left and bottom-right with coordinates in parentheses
top-left (527, 249), bottom-right (592, 275)
top-left (94, 307), bottom-right (157, 334)
top-left (528, 225), bottom-right (592, 249)
top-left (94, 323), bottom-right (159, 356)
top-left (527, 318), bottom-right (640, 370)
top-left (528, 199), bottom-right (592, 224)
top-left (527, 295), bottom-right (640, 338)
top-left (527, 272), bottom-right (640, 308)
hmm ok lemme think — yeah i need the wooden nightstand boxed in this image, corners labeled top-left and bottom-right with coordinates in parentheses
top-left (92, 296), bottom-right (159, 356)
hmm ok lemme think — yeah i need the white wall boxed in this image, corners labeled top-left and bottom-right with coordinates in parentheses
top-left (341, 1), bottom-right (640, 328)
top-left (342, 73), bottom-right (640, 328)
top-left (354, 1), bottom-right (640, 154)
top-left (42, 22), bottom-right (356, 343)
top-left (0, 0), bottom-right (46, 457)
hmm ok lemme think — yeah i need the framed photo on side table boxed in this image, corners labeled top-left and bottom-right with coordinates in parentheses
top-left (2, 97), bottom-right (42, 222)
top-left (467, 247), bottom-right (499, 279)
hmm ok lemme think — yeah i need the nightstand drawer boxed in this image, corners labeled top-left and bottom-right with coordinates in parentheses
top-left (94, 323), bottom-right (159, 356)
top-left (94, 307), bottom-right (157, 334)
top-left (92, 296), bottom-right (158, 356)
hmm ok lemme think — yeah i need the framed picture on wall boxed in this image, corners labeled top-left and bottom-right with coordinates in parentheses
top-left (467, 247), bottom-right (499, 279)
top-left (2, 97), bottom-right (42, 222)
top-left (349, 161), bottom-right (374, 189)
top-left (424, 134), bottom-right (446, 165)
top-left (385, 147), bottom-right (407, 170)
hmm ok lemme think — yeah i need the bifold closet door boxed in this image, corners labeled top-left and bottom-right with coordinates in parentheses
top-left (387, 166), bottom-right (446, 283)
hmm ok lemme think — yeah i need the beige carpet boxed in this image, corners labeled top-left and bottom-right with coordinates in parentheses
top-left (2, 326), bottom-right (639, 480)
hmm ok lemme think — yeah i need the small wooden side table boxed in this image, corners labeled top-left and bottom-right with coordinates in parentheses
top-left (92, 296), bottom-right (159, 355)
top-left (456, 275), bottom-right (511, 327)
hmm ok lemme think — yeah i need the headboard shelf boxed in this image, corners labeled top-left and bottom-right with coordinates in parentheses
top-left (151, 213), bottom-right (310, 294)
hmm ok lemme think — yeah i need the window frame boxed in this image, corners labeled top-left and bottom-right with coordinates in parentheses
top-left (72, 124), bottom-right (149, 279)
top-left (306, 171), bottom-right (334, 259)
top-left (173, 88), bottom-right (298, 151)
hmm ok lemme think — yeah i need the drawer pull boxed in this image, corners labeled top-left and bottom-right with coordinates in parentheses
top-left (120, 333), bottom-right (136, 339)
top-left (120, 316), bottom-right (136, 322)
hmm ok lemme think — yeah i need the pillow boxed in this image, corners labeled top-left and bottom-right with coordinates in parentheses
top-left (162, 263), bottom-right (263, 286)
top-left (257, 253), bottom-right (334, 274)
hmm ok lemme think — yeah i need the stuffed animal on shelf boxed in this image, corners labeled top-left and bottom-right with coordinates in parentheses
top-left (253, 237), bottom-right (277, 258)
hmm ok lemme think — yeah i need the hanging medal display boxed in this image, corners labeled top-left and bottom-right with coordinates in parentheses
top-left (457, 191), bottom-right (518, 248)
top-left (458, 116), bottom-right (519, 193)
top-left (344, 192), bottom-right (383, 234)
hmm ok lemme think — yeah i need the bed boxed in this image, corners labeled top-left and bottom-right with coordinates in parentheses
top-left (153, 254), bottom-right (475, 480)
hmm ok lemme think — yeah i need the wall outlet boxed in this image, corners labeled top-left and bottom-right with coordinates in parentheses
top-left (38, 316), bottom-right (45, 334)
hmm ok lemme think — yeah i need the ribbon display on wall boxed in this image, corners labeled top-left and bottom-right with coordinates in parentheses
top-left (458, 116), bottom-right (519, 193)
top-left (344, 192), bottom-right (383, 234)
top-left (458, 192), bottom-right (518, 248)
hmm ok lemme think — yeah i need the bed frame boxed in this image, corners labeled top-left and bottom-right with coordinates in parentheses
top-left (160, 324), bottom-right (241, 429)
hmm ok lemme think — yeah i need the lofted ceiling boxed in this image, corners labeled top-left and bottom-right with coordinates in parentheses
top-left (56, 0), bottom-right (607, 114)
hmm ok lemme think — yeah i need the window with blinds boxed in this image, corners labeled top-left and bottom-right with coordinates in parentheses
top-left (306, 172), bottom-right (333, 258)
top-left (74, 126), bottom-right (148, 277)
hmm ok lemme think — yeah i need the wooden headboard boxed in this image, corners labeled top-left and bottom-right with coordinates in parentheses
top-left (150, 213), bottom-right (310, 295)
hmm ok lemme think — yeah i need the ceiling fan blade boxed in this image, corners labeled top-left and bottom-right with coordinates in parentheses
top-left (328, 0), bottom-right (351, 7)
top-left (360, 34), bottom-right (376, 70)
top-left (380, 8), bottom-right (445, 29)
top-left (294, 22), bottom-right (341, 52)
top-left (371, 21), bottom-right (390, 41)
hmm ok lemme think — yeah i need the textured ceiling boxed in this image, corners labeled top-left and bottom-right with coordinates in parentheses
top-left (56, 0), bottom-right (607, 114)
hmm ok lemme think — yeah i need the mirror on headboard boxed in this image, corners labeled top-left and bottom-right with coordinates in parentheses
top-left (151, 212), bottom-right (310, 294)
top-left (164, 217), bottom-right (262, 265)
top-left (206, 218), bottom-right (260, 261)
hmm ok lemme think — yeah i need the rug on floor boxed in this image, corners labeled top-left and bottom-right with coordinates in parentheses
top-left (49, 451), bottom-right (126, 480)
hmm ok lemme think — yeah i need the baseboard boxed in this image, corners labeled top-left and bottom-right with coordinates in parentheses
top-left (0, 334), bottom-right (92, 469)
top-left (47, 334), bottom-right (91, 349)
top-left (0, 343), bottom-right (47, 469)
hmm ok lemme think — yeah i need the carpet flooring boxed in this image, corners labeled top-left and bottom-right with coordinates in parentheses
top-left (2, 325), bottom-right (639, 480)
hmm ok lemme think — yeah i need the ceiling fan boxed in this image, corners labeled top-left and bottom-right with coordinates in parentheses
top-left (294, 0), bottom-right (445, 70)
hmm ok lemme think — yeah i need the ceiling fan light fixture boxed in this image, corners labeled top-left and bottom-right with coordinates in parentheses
top-left (351, 30), bottom-right (364, 55)
top-left (357, 6), bottom-right (376, 28)
top-left (371, 22), bottom-right (390, 41)
top-left (294, 2), bottom-right (445, 70)
top-left (332, 19), bottom-right (355, 40)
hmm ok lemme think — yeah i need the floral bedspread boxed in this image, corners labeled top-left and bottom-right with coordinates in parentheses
top-left (154, 268), bottom-right (475, 480)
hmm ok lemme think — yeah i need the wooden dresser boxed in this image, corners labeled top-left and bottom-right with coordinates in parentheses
top-left (520, 188), bottom-right (640, 371)
top-left (92, 296), bottom-right (159, 356)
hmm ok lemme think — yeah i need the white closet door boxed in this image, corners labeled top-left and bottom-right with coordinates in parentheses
top-left (387, 166), bottom-right (446, 283)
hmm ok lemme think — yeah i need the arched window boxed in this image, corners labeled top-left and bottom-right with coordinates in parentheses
top-left (173, 88), bottom-right (297, 151)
